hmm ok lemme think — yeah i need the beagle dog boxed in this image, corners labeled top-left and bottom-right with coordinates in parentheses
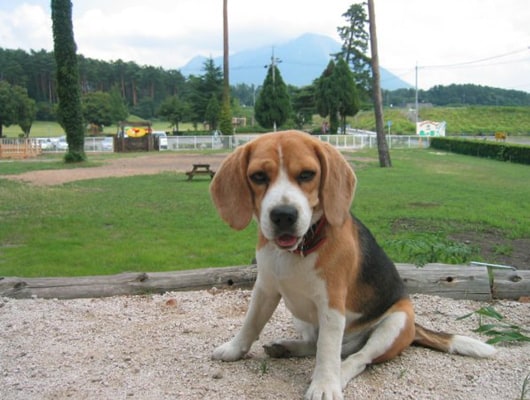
top-left (210, 130), bottom-right (495, 400)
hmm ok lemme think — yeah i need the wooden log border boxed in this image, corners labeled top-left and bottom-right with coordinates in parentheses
top-left (0, 263), bottom-right (528, 301)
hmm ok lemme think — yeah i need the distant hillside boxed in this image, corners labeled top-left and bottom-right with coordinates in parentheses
top-left (350, 106), bottom-right (530, 135)
top-left (180, 33), bottom-right (412, 90)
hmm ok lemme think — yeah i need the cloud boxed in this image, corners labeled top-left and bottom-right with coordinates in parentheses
top-left (70, 0), bottom-right (351, 67)
top-left (0, 3), bottom-right (52, 51)
top-left (374, 0), bottom-right (530, 90)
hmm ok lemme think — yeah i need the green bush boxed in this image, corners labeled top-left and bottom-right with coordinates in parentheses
top-left (430, 137), bottom-right (530, 165)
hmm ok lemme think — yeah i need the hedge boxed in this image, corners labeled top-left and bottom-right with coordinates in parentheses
top-left (430, 137), bottom-right (530, 165)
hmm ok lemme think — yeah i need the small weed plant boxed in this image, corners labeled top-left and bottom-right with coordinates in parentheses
top-left (520, 373), bottom-right (530, 400)
top-left (458, 306), bottom-right (530, 345)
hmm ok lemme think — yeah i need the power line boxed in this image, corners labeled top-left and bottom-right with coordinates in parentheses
top-left (419, 47), bottom-right (530, 70)
top-left (434, 56), bottom-right (530, 70)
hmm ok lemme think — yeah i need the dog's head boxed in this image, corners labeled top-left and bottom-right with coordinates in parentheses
top-left (210, 130), bottom-right (356, 251)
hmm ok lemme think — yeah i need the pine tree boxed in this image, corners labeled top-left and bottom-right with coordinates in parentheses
top-left (336, 3), bottom-right (371, 102)
top-left (255, 65), bottom-right (291, 130)
top-left (51, 0), bottom-right (86, 162)
top-left (334, 57), bottom-right (360, 133)
top-left (315, 60), bottom-right (340, 134)
top-left (189, 58), bottom-right (223, 128)
top-left (205, 94), bottom-right (220, 130)
top-left (218, 101), bottom-right (233, 134)
top-left (315, 59), bottom-right (360, 134)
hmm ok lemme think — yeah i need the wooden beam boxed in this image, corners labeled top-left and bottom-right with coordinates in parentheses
top-left (491, 268), bottom-right (530, 300)
top-left (1, 264), bottom-right (528, 301)
top-left (0, 266), bottom-right (257, 300)
top-left (398, 264), bottom-right (491, 301)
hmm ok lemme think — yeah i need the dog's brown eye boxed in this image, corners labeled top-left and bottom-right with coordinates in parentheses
top-left (297, 170), bottom-right (315, 183)
top-left (250, 171), bottom-right (269, 185)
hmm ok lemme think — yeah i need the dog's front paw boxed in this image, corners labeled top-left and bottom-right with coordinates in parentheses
top-left (212, 340), bottom-right (247, 362)
top-left (304, 380), bottom-right (343, 400)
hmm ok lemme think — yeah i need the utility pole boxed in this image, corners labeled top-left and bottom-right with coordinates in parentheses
top-left (265, 48), bottom-right (281, 131)
top-left (222, 0), bottom-right (229, 104)
top-left (415, 62), bottom-right (419, 129)
top-left (269, 47), bottom-right (281, 84)
top-left (367, 0), bottom-right (391, 167)
top-left (219, 0), bottom-right (232, 135)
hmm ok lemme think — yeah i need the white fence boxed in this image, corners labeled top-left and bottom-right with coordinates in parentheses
top-left (164, 134), bottom-right (429, 151)
top-left (1, 134), bottom-right (429, 155)
top-left (8, 137), bottom-right (116, 153)
top-left (315, 134), bottom-right (429, 149)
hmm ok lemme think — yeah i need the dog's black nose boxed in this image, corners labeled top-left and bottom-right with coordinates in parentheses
top-left (270, 205), bottom-right (298, 230)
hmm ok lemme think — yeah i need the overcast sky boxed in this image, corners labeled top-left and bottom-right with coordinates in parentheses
top-left (1, 0), bottom-right (529, 91)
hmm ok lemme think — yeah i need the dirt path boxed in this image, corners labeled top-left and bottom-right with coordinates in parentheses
top-left (0, 153), bottom-right (227, 186)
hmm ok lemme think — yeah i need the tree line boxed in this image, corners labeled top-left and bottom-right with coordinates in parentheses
top-left (0, 47), bottom-right (363, 136)
top-left (0, 47), bottom-right (187, 122)
top-left (2, 45), bottom-right (528, 137)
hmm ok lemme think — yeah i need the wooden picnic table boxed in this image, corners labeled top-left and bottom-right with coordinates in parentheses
top-left (186, 163), bottom-right (215, 180)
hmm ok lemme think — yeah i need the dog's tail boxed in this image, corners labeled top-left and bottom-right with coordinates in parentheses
top-left (413, 323), bottom-right (496, 358)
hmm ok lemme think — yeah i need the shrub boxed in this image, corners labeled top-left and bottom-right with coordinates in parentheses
top-left (430, 137), bottom-right (530, 165)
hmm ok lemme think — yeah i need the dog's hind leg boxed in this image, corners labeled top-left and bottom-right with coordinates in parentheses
top-left (341, 304), bottom-right (415, 388)
top-left (263, 318), bottom-right (318, 358)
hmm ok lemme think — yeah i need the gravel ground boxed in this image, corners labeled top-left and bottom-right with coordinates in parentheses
top-left (1, 290), bottom-right (529, 400)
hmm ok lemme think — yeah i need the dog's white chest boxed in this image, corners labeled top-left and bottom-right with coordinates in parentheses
top-left (256, 246), bottom-right (328, 325)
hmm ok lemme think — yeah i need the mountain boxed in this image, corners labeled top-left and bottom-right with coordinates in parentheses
top-left (179, 33), bottom-right (412, 90)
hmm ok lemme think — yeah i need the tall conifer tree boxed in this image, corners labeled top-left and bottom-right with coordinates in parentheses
top-left (255, 65), bottom-right (291, 130)
top-left (51, 0), bottom-right (85, 162)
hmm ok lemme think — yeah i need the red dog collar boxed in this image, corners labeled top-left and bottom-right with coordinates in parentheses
top-left (291, 217), bottom-right (327, 256)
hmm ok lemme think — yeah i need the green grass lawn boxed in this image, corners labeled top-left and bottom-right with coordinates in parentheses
top-left (0, 172), bottom-right (257, 277)
top-left (350, 150), bottom-right (530, 265)
top-left (1, 149), bottom-right (529, 277)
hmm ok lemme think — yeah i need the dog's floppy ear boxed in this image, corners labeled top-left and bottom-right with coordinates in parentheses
top-left (210, 144), bottom-right (254, 230)
top-left (316, 142), bottom-right (356, 227)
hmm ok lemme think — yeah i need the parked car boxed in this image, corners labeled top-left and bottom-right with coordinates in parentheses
top-left (36, 138), bottom-right (56, 150)
top-left (56, 136), bottom-right (68, 151)
top-left (152, 131), bottom-right (168, 150)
